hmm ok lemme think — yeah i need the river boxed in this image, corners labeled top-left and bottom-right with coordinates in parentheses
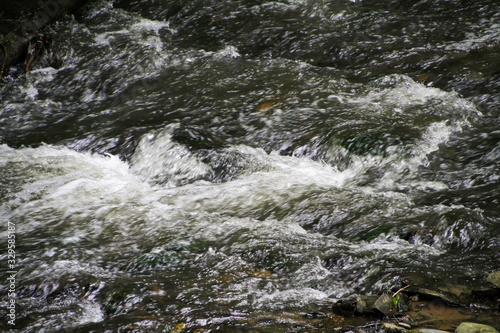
top-left (1, 0), bottom-right (499, 331)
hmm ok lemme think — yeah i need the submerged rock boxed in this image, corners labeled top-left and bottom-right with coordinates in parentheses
top-left (471, 286), bottom-right (500, 301)
top-left (333, 292), bottom-right (411, 318)
top-left (411, 287), bottom-right (461, 305)
top-left (402, 275), bottom-right (468, 305)
top-left (403, 274), bottom-right (499, 307)
top-left (455, 322), bottom-right (499, 333)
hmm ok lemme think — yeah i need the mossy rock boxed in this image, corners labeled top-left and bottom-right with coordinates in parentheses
top-left (455, 322), bottom-right (499, 333)
top-left (486, 271), bottom-right (500, 288)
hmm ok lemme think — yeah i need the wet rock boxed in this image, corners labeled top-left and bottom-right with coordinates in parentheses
top-left (331, 295), bottom-right (357, 316)
top-left (418, 329), bottom-right (450, 333)
top-left (382, 322), bottom-right (406, 333)
top-left (333, 292), bottom-right (413, 318)
top-left (471, 286), bottom-right (500, 300)
top-left (412, 287), bottom-right (461, 305)
top-left (394, 291), bottom-right (411, 312)
top-left (374, 293), bottom-right (394, 315)
top-left (403, 274), bottom-right (496, 306)
top-left (486, 272), bottom-right (500, 288)
top-left (356, 295), bottom-right (378, 315)
top-left (438, 285), bottom-right (472, 301)
top-left (464, 273), bottom-right (500, 306)
top-left (455, 322), bottom-right (499, 333)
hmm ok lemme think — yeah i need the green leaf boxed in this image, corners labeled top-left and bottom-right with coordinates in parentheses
top-left (392, 293), bottom-right (400, 307)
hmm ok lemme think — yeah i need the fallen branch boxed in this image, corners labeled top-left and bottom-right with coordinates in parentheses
top-left (392, 285), bottom-right (410, 298)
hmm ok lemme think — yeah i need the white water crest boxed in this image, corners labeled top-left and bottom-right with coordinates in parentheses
top-left (1, 0), bottom-right (498, 330)
top-left (130, 125), bottom-right (212, 186)
top-left (1, 130), bottom-right (443, 281)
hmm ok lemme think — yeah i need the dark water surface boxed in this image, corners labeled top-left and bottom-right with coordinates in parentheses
top-left (1, 0), bottom-right (499, 331)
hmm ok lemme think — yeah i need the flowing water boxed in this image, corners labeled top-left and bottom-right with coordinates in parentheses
top-left (1, 0), bottom-right (499, 331)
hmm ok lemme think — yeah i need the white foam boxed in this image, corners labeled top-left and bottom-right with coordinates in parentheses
top-left (130, 126), bottom-right (211, 186)
top-left (76, 301), bottom-right (104, 325)
top-left (2, 145), bottom-right (145, 236)
top-left (28, 259), bottom-right (114, 280)
top-left (367, 76), bottom-right (449, 107)
top-left (130, 18), bottom-right (172, 34)
top-left (21, 83), bottom-right (39, 100)
top-left (93, 29), bottom-right (129, 46)
top-left (29, 67), bottom-right (58, 83)
top-left (0, 138), bottom-right (450, 310)
top-left (215, 45), bottom-right (241, 58)
top-left (352, 75), bottom-right (481, 121)
top-left (253, 288), bottom-right (329, 310)
top-left (446, 21), bottom-right (500, 51)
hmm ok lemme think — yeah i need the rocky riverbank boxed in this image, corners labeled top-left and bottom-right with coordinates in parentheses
top-left (327, 271), bottom-right (500, 332)
top-left (0, 0), bottom-right (90, 77)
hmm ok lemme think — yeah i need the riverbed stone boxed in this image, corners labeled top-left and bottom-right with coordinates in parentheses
top-left (486, 272), bottom-right (500, 288)
top-left (455, 322), bottom-right (499, 333)
top-left (413, 287), bottom-right (460, 305)
top-left (331, 295), bottom-right (357, 316)
top-left (382, 322), bottom-right (406, 333)
top-left (418, 329), bottom-right (450, 333)
top-left (334, 292), bottom-right (413, 317)
top-left (471, 286), bottom-right (500, 300)
top-left (373, 293), bottom-right (394, 315)
top-left (355, 295), bottom-right (378, 315)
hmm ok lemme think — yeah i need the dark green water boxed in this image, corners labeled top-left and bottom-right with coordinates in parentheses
top-left (1, 0), bottom-right (499, 331)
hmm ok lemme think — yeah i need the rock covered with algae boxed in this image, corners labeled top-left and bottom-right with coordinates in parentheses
top-left (455, 322), bottom-right (499, 333)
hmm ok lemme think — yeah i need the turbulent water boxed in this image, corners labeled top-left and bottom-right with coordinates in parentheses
top-left (1, 0), bottom-right (499, 331)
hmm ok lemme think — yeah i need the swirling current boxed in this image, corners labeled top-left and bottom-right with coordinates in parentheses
top-left (1, 0), bottom-right (499, 331)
